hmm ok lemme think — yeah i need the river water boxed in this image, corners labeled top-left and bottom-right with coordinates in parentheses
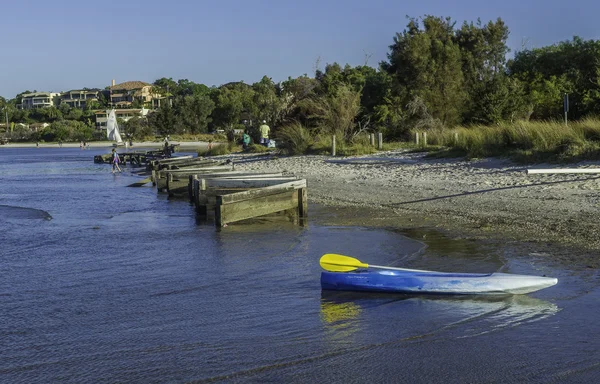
top-left (0, 147), bottom-right (598, 383)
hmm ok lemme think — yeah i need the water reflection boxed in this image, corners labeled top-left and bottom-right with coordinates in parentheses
top-left (320, 291), bottom-right (560, 342)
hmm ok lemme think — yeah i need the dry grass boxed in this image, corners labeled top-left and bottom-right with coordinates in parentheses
top-left (419, 119), bottom-right (600, 162)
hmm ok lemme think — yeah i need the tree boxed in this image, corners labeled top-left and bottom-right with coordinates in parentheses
top-left (211, 82), bottom-right (255, 130)
top-left (301, 83), bottom-right (362, 140)
top-left (383, 16), bottom-right (467, 127)
top-left (175, 94), bottom-right (215, 134)
top-left (252, 76), bottom-right (284, 126)
top-left (509, 37), bottom-right (600, 119)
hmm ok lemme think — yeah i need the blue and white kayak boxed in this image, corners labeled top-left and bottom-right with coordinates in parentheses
top-left (321, 269), bottom-right (558, 295)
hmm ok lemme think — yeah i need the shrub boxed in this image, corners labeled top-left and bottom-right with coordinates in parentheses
top-left (276, 122), bottom-right (312, 155)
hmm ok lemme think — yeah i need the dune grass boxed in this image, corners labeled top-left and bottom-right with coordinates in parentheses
top-left (418, 118), bottom-right (600, 163)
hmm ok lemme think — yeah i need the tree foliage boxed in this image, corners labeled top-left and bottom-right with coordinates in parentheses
top-left (5, 16), bottom-right (600, 146)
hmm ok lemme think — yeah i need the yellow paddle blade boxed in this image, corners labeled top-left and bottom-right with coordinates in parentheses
top-left (319, 253), bottom-right (369, 272)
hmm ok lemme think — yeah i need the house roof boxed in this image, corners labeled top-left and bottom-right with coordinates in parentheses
top-left (110, 81), bottom-right (151, 91)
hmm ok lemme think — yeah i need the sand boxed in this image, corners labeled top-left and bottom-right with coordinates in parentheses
top-left (4, 142), bottom-right (598, 266)
top-left (216, 149), bottom-right (600, 268)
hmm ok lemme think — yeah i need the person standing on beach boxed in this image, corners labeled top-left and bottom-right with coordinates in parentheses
top-left (259, 120), bottom-right (270, 146)
top-left (111, 148), bottom-right (122, 173)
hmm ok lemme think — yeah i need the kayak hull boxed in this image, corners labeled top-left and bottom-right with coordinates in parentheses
top-left (321, 270), bottom-right (558, 295)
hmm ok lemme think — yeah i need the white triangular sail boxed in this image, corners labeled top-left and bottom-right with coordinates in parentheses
top-left (106, 109), bottom-right (123, 144)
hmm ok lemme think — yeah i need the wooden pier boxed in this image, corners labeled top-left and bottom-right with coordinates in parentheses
top-left (149, 156), bottom-right (308, 227)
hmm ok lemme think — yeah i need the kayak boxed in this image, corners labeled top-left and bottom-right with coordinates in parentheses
top-left (320, 269), bottom-right (558, 295)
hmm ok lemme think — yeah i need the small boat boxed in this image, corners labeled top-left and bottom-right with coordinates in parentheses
top-left (320, 269), bottom-right (558, 295)
top-left (106, 109), bottom-right (124, 147)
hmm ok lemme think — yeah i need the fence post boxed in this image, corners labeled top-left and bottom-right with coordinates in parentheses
top-left (370, 133), bottom-right (375, 146)
top-left (332, 135), bottom-right (336, 156)
top-left (378, 132), bottom-right (383, 150)
top-left (415, 132), bottom-right (419, 145)
top-left (423, 132), bottom-right (427, 146)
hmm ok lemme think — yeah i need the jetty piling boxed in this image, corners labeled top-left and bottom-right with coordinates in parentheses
top-left (101, 152), bottom-right (308, 228)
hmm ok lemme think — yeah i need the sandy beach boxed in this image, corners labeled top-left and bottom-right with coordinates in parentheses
top-left (218, 149), bottom-right (600, 268)
top-left (3, 142), bottom-right (598, 266)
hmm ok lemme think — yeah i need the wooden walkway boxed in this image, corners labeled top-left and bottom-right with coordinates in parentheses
top-left (144, 156), bottom-right (308, 227)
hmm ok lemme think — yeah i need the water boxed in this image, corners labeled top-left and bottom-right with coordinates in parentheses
top-left (1, 147), bottom-right (599, 383)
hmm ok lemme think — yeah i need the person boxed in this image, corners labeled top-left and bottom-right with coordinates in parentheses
top-left (111, 148), bottom-right (122, 173)
top-left (164, 141), bottom-right (171, 158)
top-left (259, 120), bottom-right (270, 146)
top-left (242, 130), bottom-right (251, 150)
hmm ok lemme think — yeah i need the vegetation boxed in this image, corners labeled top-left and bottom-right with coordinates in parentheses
top-left (3, 15), bottom-right (600, 162)
top-left (419, 119), bottom-right (600, 163)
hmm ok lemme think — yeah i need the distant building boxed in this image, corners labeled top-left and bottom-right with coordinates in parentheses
top-left (109, 80), bottom-right (159, 108)
top-left (60, 89), bottom-right (102, 109)
top-left (94, 108), bottom-right (150, 129)
top-left (18, 92), bottom-right (60, 109)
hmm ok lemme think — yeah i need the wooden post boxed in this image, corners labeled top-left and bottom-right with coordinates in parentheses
top-left (197, 178), bottom-right (207, 215)
top-left (167, 173), bottom-right (174, 195)
top-left (378, 132), bottom-right (383, 150)
top-left (151, 169), bottom-right (157, 186)
top-left (370, 133), bottom-right (375, 146)
top-left (415, 132), bottom-right (419, 145)
top-left (332, 135), bottom-right (336, 156)
top-left (423, 132), bottom-right (427, 146)
top-left (215, 195), bottom-right (224, 227)
top-left (188, 175), bottom-right (197, 203)
top-left (298, 187), bottom-right (308, 226)
top-left (454, 132), bottom-right (458, 144)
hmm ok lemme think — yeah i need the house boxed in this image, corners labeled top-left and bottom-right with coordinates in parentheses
top-left (60, 89), bottom-right (102, 109)
top-left (94, 108), bottom-right (150, 129)
top-left (109, 80), bottom-right (159, 108)
top-left (18, 92), bottom-right (60, 109)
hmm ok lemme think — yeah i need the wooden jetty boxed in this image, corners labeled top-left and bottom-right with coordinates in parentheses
top-left (94, 144), bottom-right (180, 165)
top-left (146, 156), bottom-right (308, 227)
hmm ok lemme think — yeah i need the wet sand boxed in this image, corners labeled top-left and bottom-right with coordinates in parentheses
top-left (224, 150), bottom-right (600, 268)
top-left (4, 143), bottom-right (598, 267)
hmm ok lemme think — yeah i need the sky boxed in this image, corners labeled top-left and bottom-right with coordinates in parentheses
top-left (1, 0), bottom-right (599, 99)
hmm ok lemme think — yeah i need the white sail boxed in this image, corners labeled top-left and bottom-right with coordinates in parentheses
top-left (106, 109), bottom-right (123, 144)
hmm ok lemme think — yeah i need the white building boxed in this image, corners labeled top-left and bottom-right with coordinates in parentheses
top-left (18, 92), bottom-right (61, 109)
top-left (94, 108), bottom-right (150, 129)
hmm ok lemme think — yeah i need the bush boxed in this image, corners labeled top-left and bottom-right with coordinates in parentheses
top-left (276, 122), bottom-right (312, 155)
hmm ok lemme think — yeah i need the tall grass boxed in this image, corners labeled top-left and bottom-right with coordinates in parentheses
top-left (422, 119), bottom-right (600, 162)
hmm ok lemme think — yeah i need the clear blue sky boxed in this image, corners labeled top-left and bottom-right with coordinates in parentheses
top-left (1, 0), bottom-right (598, 99)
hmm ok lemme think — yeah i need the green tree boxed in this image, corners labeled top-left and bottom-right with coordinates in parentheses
top-left (252, 76), bottom-right (284, 125)
top-left (384, 16), bottom-right (467, 127)
top-left (211, 82), bottom-right (255, 130)
top-left (175, 94), bottom-right (215, 134)
top-left (301, 83), bottom-right (362, 140)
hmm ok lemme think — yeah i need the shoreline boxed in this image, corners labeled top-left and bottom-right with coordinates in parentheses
top-left (0, 141), bottom-right (211, 150)
top-left (4, 143), bottom-right (598, 267)
top-left (223, 150), bottom-right (600, 268)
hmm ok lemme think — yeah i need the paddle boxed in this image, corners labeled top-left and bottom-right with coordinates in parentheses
top-left (319, 253), bottom-right (429, 273)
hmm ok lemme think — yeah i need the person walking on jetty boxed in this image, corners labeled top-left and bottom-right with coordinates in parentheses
top-left (259, 120), bottom-right (270, 146)
top-left (111, 148), bottom-right (122, 173)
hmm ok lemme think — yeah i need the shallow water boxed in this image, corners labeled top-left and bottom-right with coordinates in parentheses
top-left (0, 147), bottom-right (598, 383)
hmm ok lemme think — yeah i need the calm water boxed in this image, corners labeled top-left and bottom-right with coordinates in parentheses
top-left (1, 147), bottom-right (599, 383)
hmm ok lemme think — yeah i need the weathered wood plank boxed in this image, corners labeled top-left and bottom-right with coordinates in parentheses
top-left (216, 190), bottom-right (298, 226)
top-left (203, 177), bottom-right (298, 189)
top-left (219, 180), bottom-right (307, 204)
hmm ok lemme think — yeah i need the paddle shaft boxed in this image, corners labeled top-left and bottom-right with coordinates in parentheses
top-left (368, 264), bottom-right (430, 273)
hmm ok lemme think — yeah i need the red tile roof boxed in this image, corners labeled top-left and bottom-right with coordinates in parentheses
top-left (110, 81), bottom-right (151, 91)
